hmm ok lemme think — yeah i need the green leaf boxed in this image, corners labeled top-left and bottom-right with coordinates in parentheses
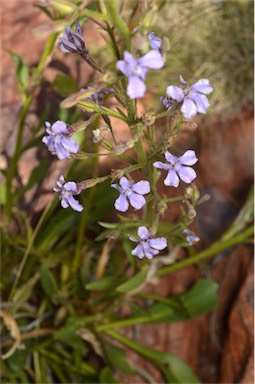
top-left (148, 302), bottom-right (188, 323)
top-left (35, 209), bottom-right (78, 252)
top-left (179, 279), bottom-right (218, 317)
top-left (7, 50), bottom-right (29, 93)
top-left (52, 73), bottom-right (80, 96)
top-left (86, 277), bottom-right (122, 291)
top-left (40, 265), bottom-right (58, 298)
top-left (95, 228), bottom-right (117, 242)
top-left (163, 353), bottom-right (201, 384)
top-left (117, 268), bottom-right (147, 293)
top-left (122, 238), bottom-right (135, 268)
top-left (54, 315), bottom-right (97, 341)
top-left (99, 367), bottom-right (121, 383)
top-left (60, 90), bottom-right (95, 109)
top-left (7, 344), bottom-right (30, 372)
top-left (12, 274), bottom-right (39, 310)
top-left (147, 279), bottom-right (218, 323)
top-left (0, 183), bottom-right (6, 205)
top-left (98, 221), bottom-right (118, 229)
top-left (80, 8), bottom-right (110, 22)
top-left (102, 342), bottom-right (135, 375)
top-left (105, 330), bottom-right (200, 384)
top-left (50, 0), bottom-right (77, 14)
top-left (87, 181), bottom-right (117, 225)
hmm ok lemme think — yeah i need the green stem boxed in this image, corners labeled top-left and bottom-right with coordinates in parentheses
top-left (101, 329), bottom-right (168, 377)
top-left (124, 89), bottom-right (147, 173)
top-left (8, 202), bottom-right (53, 301)
top-left (72, 146), bottom-right (99, 274)
top-left (4, 33), bottom-right (58, 222)
top-left (5, 94), bottom-right (33, 220)
top-left (158, 225), bottom-right (254, 277)
top-left (104, 0), bottom-right (130, 51)
top-left (97, 316), bottom-right (150, 332)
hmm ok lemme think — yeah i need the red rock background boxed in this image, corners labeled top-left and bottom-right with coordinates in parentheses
top-left (1, 2), bottom-right (254, 383)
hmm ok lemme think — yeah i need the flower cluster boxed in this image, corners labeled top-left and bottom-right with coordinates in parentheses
top-left (87, 87), bottom-right (114, 106)
top-left (116, 50), bottom-right (164, 99)
top-left (111, 177), bottom-right (150, 212)
top-left (43, 23), bottom-right (211, 261)
top-left (130, 226), bottom-right (167, 259)
top-left (59, 22), bottom-right (87, 56)
top-left (59, 22), bottom-right (102, 72)
top-left (153, 150), bottom-right (198, 187)
top-left (183, 229), bottom-right (200, 246)
top-left (148, 32), bottom-right (162, 52)
top-left (53, 175), bottom-right (84, 212)
top-left (42, 121), bottom-right (79, 160)
top-left (162, 75), bottom-right (213, 119)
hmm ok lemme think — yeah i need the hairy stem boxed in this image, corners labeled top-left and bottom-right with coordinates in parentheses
top-left (158, 225), bottom-right (254, 276)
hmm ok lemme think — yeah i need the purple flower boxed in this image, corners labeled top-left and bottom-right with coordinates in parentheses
top-left (183, 229), bottom-right (200, 245)
top-left (148, 32), bottom-right (162, 52)
top-left (58, 22), bottom-right (102, 72)
top-left (164, 75), bottom-right (213, 119)
top-left (130, 226), bottom-right (167, 260)
top-left (111, 177), bottom-right (150, 212)
top-left (153, 150), bottom-right (198, 187)
top-left (53, 175), bottom-right (83, 212)
top-left (160, 95), bottom-right (175, 110)
top-left (58, 22), bottom-right (87, 55)
top-left (116, 50), bottom-right (164, 99)
top-left (42, 121), bottom-right (79, 160)
top-left (86, 87), bottom-right (114, 106)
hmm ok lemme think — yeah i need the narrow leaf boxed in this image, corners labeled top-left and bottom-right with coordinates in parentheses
top-left (86, 277), bottom-right (122, 291)
top-left (179, 279), bottom-right (218, 317)
top-left (117, 269), bottom-right (147, 293)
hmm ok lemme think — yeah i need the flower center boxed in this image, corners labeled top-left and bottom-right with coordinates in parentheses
top-left (132, 64), bottom-right (143, 77)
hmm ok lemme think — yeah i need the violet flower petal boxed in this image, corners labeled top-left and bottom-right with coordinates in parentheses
top-left (132, 180), bottom-right (150, 194)
top-left (131, 244), bottom-right (145, 259)
top-left (119, 176), bottom-right (131, 190)
top-left (183, 229), bottom-right (200, 245)
top-left (61, 137), bottom-right (79, 154)
top-left (178, 166), bottom-right (197, 184)
top-left (59, 39), bottom-right (77, 53)
top-left (180, 75), bottom-right (187, 84)
top-left (191, 93), bottom-right (210, 114)
top-left (143, 243), bottom-right (158, 259)
top-left (127, 75), bottom-right (146, 99)
top-left (63, 181), bottom-right (77, 192)
top-left (116, 51), bottom-right (137, 77)
top-left (114, 193), bottom-right (129, 212)
top-left (137, 226), bottom-right (150, 240)
top-left (129, 236), bottom-right (138, 243)
top-left (178, 150), bottom-right (198, 166)
top-left (148, 238), bottom-right (167, 250)
top-left (181, 97), bottom-right (198, 120)
top-left (61, 197), bottom-right (69, 209)
top-left (67, 195), bottom-right (84, 212)
top-left (166, 85), bottom-right (184, 102)
top-left (54, 138), bottom-right (69, 159)
top-left (148, 32), bottom-right (162, 51)
top-left (51, 121), bottom-right (68, 134)
top-left (190, 79), bottom-right (213, 94)
top-left (164, 151), bottom-right (178, 165)
top-left (153, 161), bottom-right (170, 171)
top-left (129, 193), bottom-right (146, 210)
top-left (139, 50), bottom-right (164, 69)
top-left (164, 169), bottom-right (180, 187)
